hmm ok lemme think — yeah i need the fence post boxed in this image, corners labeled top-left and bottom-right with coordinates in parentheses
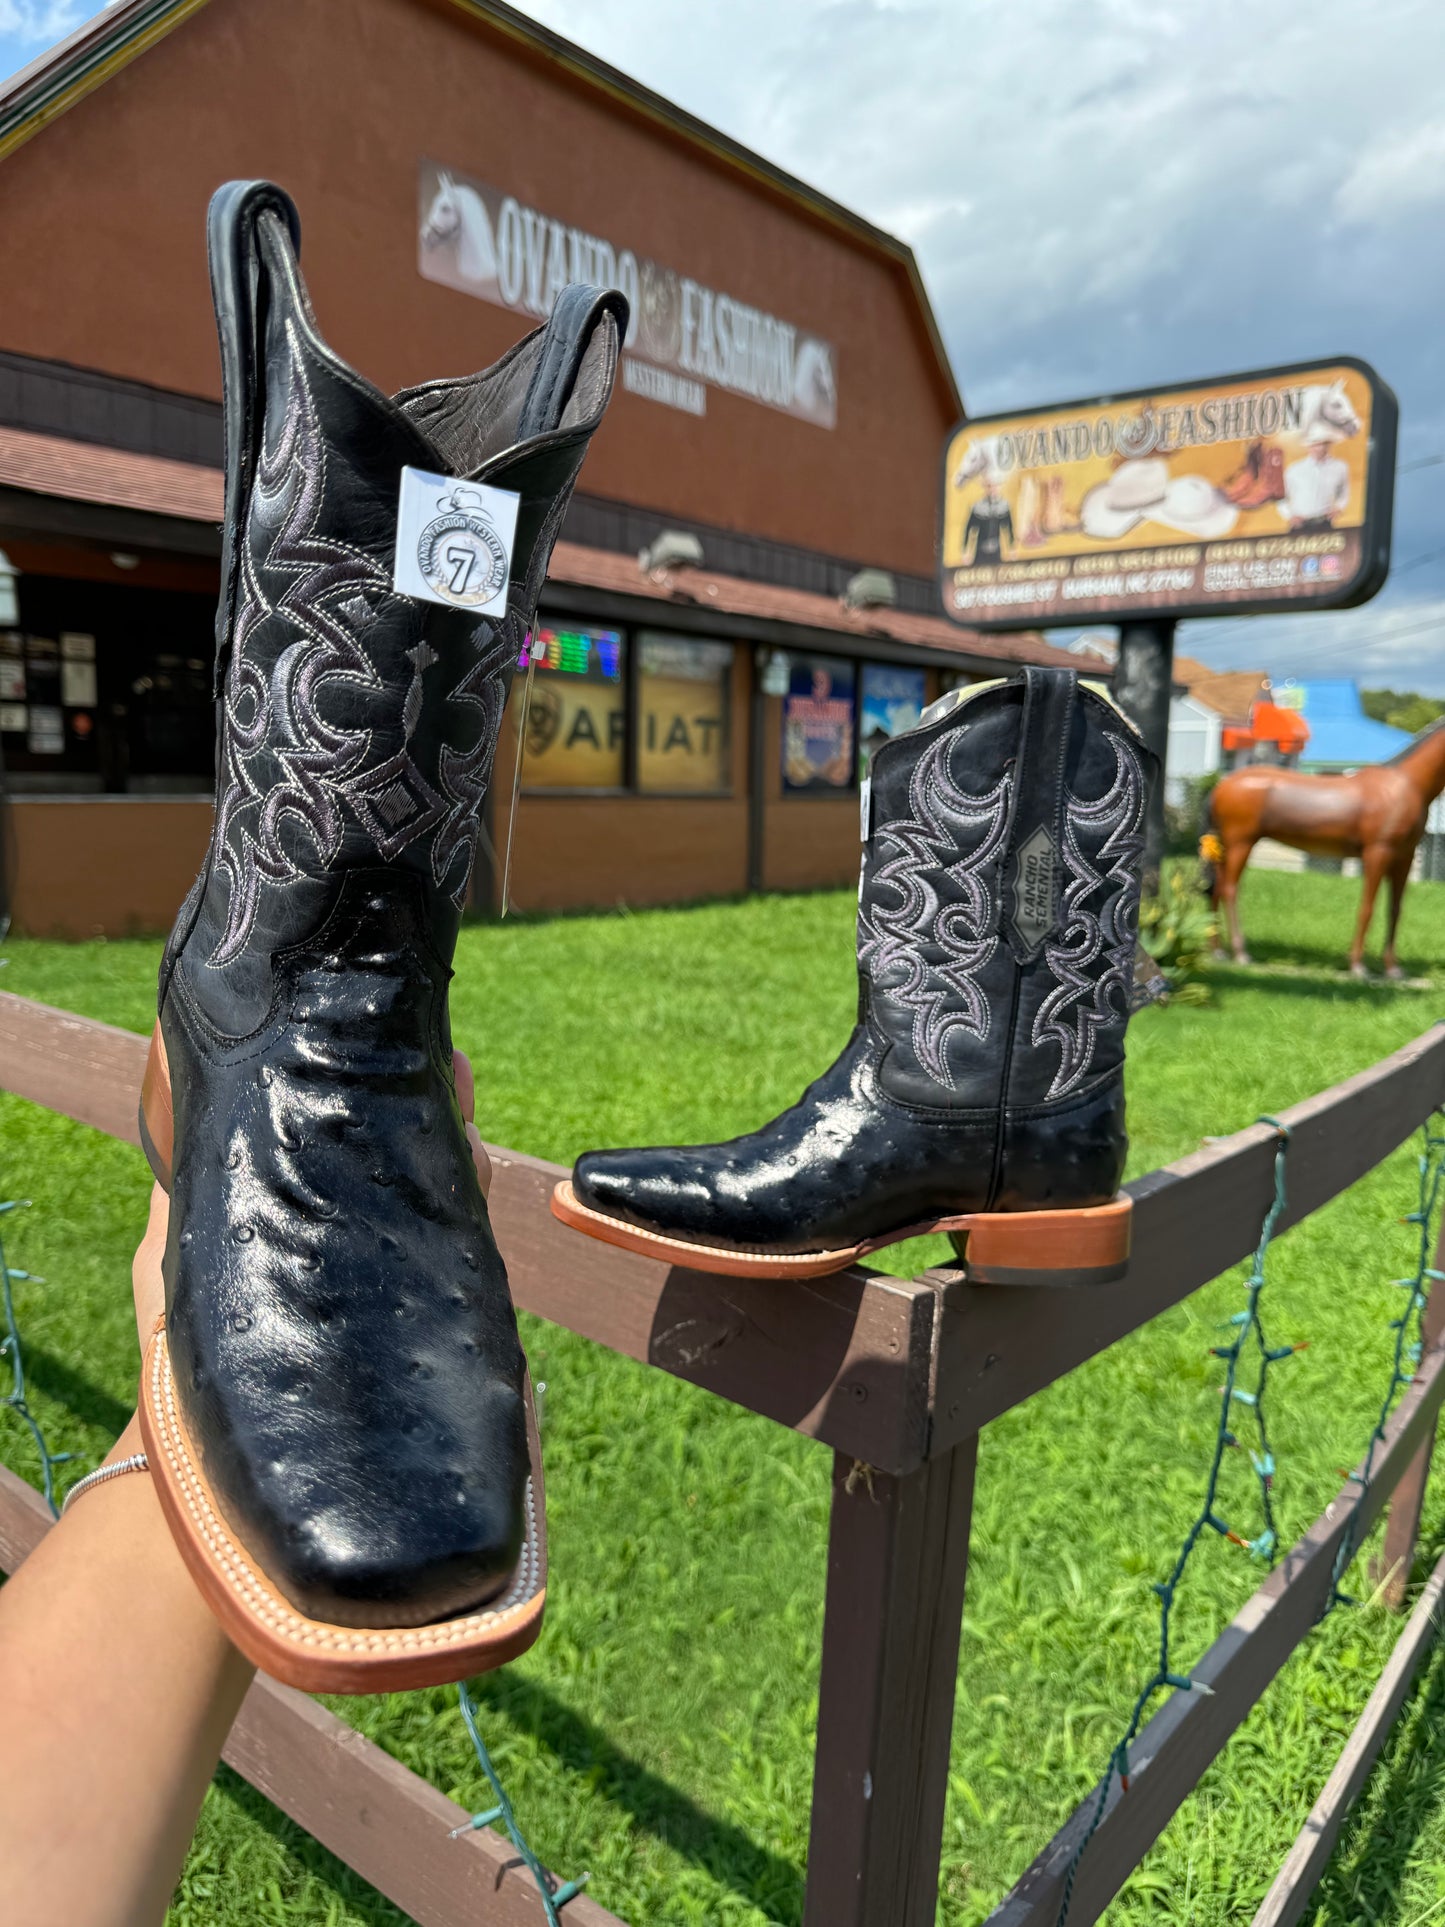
top-left (802, 1435), bottom-right (978, 1927)
top-left (1379, 1212), bottom-right (1445, 1608)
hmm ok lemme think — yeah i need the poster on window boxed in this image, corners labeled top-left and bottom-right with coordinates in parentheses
top-left (783, 655), bottom-right (855, 791)
top-left (27, 705), bottom-right (64, 755)
top-left (521, 624), bottom-right (627, 790)
top-left (24, 636), bottom-right (59, 690)
top-left (858, 665), bottom-right (926, 778)
top-left (637, 634), bottom-right (731, 793)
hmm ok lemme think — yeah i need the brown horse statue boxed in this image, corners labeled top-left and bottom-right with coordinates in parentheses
top-left (1203, 720), bottom-right (1445, 977)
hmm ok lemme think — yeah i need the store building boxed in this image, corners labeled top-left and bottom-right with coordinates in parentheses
top-left (0, 0), bottom-right (1075, 936)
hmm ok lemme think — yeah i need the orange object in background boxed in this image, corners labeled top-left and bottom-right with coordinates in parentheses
top-left (1222, 701), bottom-right (1312, 757)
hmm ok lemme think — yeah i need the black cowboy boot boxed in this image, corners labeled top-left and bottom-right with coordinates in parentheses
top-left (136, 181), bottom-right (625, 1692)
top-left (554, 669), bottom-right (1154, 1283)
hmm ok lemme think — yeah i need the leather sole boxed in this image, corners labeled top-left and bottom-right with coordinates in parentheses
top-left (138, 1024), bottom-right (547, 1692)
top-left (550, 1178), bottom-right (1132, 1286)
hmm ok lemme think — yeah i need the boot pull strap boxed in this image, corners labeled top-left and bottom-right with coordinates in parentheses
top-left (515, 284), bottom-right (630, 441)
top-left (1000, 666), bottom-right (1077, 963)
top-left (207, 179), bottom-right (303, 695)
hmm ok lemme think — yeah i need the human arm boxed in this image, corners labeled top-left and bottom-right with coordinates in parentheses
top-left (0, 1053), bottom-right (490, 1927)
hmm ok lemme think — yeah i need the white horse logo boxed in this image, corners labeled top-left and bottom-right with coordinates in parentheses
top-left (420, 170), bottom-right (498, 288)
top-left (951, 434), bottom-right (1005, 488)
top-left (1297, 378), bottom-right (1360, 442)
top-left (793, 338), bottom-right (836, 424)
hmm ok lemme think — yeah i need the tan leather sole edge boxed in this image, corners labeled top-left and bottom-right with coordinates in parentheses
top-left (139, 1323), bottom-right (547, 1693)
top-left (550, 1178), bottom-right (1132, 1284)
top-left (139, 1023), bottom-right (174, 1191)
top-left (137, 1024), bottom-right (545, 1690)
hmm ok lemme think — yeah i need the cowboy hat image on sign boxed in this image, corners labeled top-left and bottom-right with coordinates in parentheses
top-left (939, 356), bottom-right (1396, 629)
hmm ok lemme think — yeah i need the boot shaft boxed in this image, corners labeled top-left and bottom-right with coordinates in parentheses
top-left (167, 182), bottom-right (625, 1033)
top-left (859, 667), bottom-right (1154, 1113)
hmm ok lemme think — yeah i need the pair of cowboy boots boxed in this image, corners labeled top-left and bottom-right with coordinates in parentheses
top-left (141, 181), bottom-right (1153, 1694)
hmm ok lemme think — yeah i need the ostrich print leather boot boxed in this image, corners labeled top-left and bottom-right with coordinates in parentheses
top-left (554, 668), bottom-right (1154, 1284)
top-left (136, 180), bottom-right (625, 1692)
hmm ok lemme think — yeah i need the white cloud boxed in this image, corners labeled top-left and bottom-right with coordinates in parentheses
top-left (514, 0), bottom-right (1445, 690)
top-left (1335, 121), bottom-right (1445, 223)
top-left (0, 0), bottom-right (91, 41)
top-left (2, 0), bottom-right (1442, 692)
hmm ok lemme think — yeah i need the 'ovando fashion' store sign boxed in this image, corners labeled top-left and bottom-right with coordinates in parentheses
top-left (417, 159), bottom-right (837, 429)
top-left (939, 357), bottom-right (1396, 627)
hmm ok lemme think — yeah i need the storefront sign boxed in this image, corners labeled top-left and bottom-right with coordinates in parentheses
top-left (940, 358), bottom-right (1396, 628)
top-left (859, 665), bottom-right (925, 777)
top-left (418, 160), bottom-right (837, 430)
top-left (783, 655), bottom-right (855, 791)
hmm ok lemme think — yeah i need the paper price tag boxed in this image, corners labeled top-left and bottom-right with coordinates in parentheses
top-left (393, 467), bottom-right (520, 616)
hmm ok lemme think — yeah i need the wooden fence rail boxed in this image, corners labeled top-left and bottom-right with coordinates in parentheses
top-left (2, 988), bottom-right (1443, 1927)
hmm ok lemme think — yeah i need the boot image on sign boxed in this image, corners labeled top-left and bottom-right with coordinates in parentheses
top-left (136, 181), bottom-right (626, 1693)
top-left (553, 668), bottom-right (1154, 1284)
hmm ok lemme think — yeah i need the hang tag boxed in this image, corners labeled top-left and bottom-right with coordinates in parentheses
top-left (859, 776), bottom-right (872, 844)
top-left (393, 467), bottom-right (520, 616)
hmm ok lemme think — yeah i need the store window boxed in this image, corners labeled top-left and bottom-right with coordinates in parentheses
top-left (522, 623), bottom-right (626, 790)
top-left (782, 653), bottom-right (855, 792)
top-left (858, 664), bottom-right (926, 778)
top-left (1, 575), bottom-right (216, 794)
top-left (637, 633), bottom-right (731, 794)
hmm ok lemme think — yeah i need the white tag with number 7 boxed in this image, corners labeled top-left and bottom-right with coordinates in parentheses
top-left (393, 466), bottom-right (520, 616)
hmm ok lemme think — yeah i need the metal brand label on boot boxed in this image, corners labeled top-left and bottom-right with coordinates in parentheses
top-left (394, 467), bottom-right (520, 614)
top-left (1010, 824), bottom-right (1058, 955)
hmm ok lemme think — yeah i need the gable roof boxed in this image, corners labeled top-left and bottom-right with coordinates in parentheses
top-left (0, 0), bottom-right (961, 420)
top-left (1178, 666), bottom-right (1270, 726)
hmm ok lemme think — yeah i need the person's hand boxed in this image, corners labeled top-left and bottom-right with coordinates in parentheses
top-left (120, 1050), bottom-right (491, 1454)
top-left (451, 1048), bottom-right (494, 1203)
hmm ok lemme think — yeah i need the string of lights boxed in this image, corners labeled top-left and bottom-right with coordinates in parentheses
top-left (1059, 1112), bottom-right (1445, 1925)
top-left (1056, 1119), bottom-right (1296, 1926)
top-left (0, 1199), bottom-right (70, 1517)
top-left (1326, 1112), bottom-right (1445, 1613)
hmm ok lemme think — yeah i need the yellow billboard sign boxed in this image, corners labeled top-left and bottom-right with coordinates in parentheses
top-left (940, 358), bottom-right (1396, 628)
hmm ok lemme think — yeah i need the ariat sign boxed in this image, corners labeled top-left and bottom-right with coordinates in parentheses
top-left (418, 159), bottom-right (837, 430)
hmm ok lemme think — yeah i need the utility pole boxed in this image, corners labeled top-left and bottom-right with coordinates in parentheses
top-left (1113, 619), bottom-right (1177, 891)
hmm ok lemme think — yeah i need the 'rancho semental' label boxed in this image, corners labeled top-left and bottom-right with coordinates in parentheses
top-left (1010, 824), bottom-right (1058, 955)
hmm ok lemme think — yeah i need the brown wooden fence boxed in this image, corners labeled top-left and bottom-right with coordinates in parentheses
top-left (1, 988), bottom-right (1443, 1927)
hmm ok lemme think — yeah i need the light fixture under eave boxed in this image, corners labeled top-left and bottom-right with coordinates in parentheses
top-left (638, 530), bottom-right (705, 575)
top-left (0, 549), bottom-right (17, 626)
top-left (842, 568), bottom-right (897, 612)
top-left (109, 551), bottom-right (141, 571)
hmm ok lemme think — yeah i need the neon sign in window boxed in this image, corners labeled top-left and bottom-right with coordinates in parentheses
top-left (521, 626), bottom-right (624, 679)
top-left (521, 624), bottom-right (627, 789)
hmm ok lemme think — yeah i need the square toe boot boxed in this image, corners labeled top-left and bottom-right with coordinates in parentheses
top-left (554, 669), bottom-right (1156, 1284)
top-left (137, 181), bottom-right (626, 1691)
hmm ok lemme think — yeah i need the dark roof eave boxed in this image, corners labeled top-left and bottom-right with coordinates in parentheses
top-left (536, 576), bottom-right (1065, 675)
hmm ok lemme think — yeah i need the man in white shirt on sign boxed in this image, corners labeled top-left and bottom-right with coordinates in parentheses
top-left (1281, 431), bottom-right (1350, 532)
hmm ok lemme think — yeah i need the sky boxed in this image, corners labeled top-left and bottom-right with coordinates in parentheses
top-left (3, 0), bottom-right (1444, 693)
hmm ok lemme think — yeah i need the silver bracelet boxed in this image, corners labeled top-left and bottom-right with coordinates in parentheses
top-left (61, 1453), bottom-right (150, 1515)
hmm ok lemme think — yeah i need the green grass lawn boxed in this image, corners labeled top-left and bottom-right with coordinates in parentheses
top-left (2, 866), bottom-right (1445, 1926)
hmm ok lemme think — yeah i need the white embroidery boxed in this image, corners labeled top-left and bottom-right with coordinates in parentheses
top-left (1033, 732), bottom-right (1146, 1100)
top-left (209, 322), bottom-right (514, 947)
top-left (858, 733), bottom-right (1010, 1088)
top-left (211, 323), bottom-right (386, 963)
